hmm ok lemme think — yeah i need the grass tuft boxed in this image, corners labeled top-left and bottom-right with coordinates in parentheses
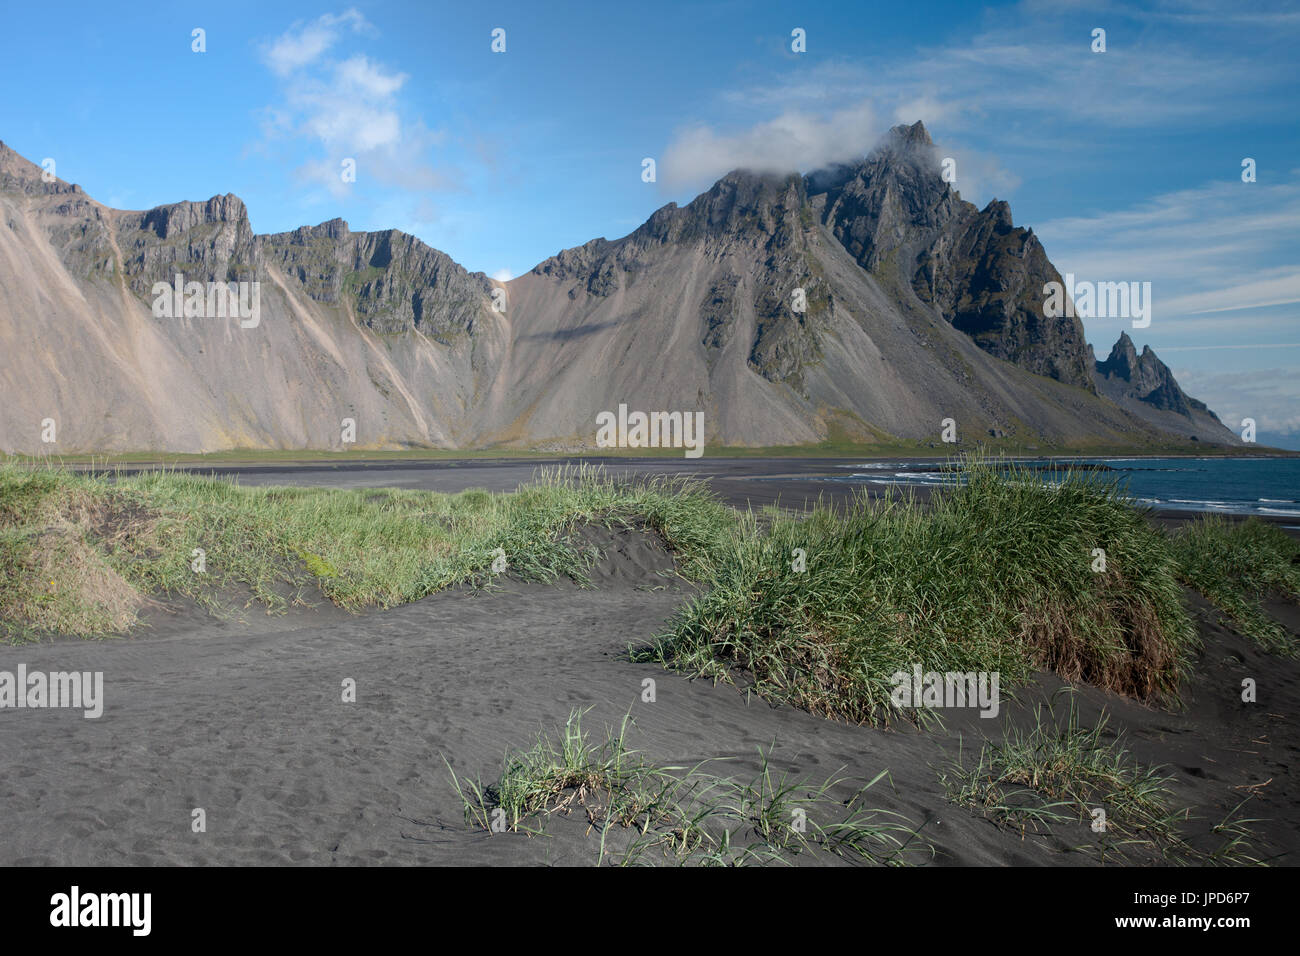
top-left (446, 708), bottom-right (930, 866)
top-left (637, 455), bottom-right (1197, 722)
top-left (1171, 515), bottom-right (1300, 657)
top-left (941, 690), bottom-right (1263, 865)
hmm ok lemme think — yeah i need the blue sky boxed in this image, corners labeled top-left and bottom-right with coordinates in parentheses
top-left (1, 0), bottom-right (1297, 441)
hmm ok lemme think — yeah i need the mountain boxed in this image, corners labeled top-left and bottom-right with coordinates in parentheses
top-left (813, 121), bottom-right (1095, 389)
top-left (1093, 332), bottom-right (1231, 441)
top-left (0, 125), bottom-right (1237, 453)
top-left (0, 144), bottom-right (505, 452)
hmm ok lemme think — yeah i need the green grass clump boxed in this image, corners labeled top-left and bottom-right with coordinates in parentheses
top-left (296, 549), bottom-right (339, 579)
top-left (446, 708), bottom-right (929, 866)
top-left (0, 465), bottom-right (150, 638)
top-left (1171, 515), bottom-right (1300, 656)
top-left (637, 456), bottom-right (1196, 722)
top-left (943, 693), bottom-right (1178, 860)
top-left (942, 691), bottom-right (1262, 864)
top-left (0, 461), bottom-right (731, 640)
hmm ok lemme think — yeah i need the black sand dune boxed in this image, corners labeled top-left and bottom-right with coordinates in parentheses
top-left (1, 464), bottom-right (1296, 866)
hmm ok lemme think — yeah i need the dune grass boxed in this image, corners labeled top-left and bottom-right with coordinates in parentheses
top-left (0, 468), bottom-right (148, 637)
top-left (1, 455), bottom-right (1287, 731)
top-left (0, 461), bottom-right (730, 641)
top-left (942, 692), bottom-right (1180, 861)
top-left (636, 458), bottom-right (1197, 722)
top-left (1170, 515), bottom-right (1300, 657)
top-left (941, 691), bottom-right (1263, 865)
top-left (446, 707), bottom-right (929, 866)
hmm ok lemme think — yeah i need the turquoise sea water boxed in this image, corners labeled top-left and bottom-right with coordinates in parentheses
top-left (830, 457), bottom-right (1300, 519)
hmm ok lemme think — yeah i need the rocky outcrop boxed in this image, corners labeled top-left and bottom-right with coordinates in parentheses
top-left (1095, 331), bottom-right (1218, 418)
top-left (1092, 332), bottom-right (1232, 442)
top-left (531, 168), bottom-right (833, 391)
top-left (810, 123), bottom-right (1095, 390)
top-left (260, 223), bottom-right (492, 343)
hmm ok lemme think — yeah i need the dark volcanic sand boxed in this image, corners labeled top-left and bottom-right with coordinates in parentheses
top-left (2, 459), bottom-right (1296, 865)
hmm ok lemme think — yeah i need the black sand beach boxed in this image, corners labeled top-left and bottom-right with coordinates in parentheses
top-left (2, 458), bottom-right (1296, 866)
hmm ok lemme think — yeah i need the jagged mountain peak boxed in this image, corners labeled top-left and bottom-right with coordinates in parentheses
top-left (804, 123), bottom-right (940, 198)
top-left (531, 168), bottom-right (807, 286)
top-left (537, 125), bottom-right (945, 278)
top-left (136, 194), bottom-right (250, 238)
top-left (526, 123), bottom-right (1096, 391)
top-left (893, 119), bottom-right (933, 147)
top-left (1097, 333), bottom-right (1177, 393)
top-left (0, 134), bottom-right (1237, 452)
top-left (669, 168), bottom-right (805, 237)
top-left (1094, 332), bottom-right (1223, 430)
top-left (1099, 331), bottom-right (1143, 378)
top-left (983, 198), bottom-right (1013, 228)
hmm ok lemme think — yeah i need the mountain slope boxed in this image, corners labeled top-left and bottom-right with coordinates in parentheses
top-left (0, 128), bottom-right (1236, 453)
top-left (0, 142), bottom-right (507, 452)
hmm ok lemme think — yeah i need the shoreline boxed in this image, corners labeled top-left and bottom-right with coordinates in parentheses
top-left (48, 455), bottom-right (1300, 529)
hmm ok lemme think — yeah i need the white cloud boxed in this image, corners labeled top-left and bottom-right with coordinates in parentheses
top-left (263, 9), bottom-right (369, 76)
top-left (1173, 367), bottom-right (1300, 434)
top-left (892, 95), bottom-right (954, 127)
top-left (334, 55), bottom-right (407, 99)
top-left (942, 146), bottom-right (1022, 205)
top-left (491, 268), bottom-right (513, 282)
top-left (658, 98), bottom-right (1018, 208)
top-left (304, 104), bottom-right (402, 153)
top-left (1173, 270), bottom-right (1300, 316)
top-left (660, 102), bottom-right (881, 189)
top-left (719, 36), bottom-right (1272, 137)
top-left (257, 12), bottom-right (458, 200)
top-left (692, 0), bottom-right (1298, 205)
top-left (1035, 178), bottom-right (1300, 338)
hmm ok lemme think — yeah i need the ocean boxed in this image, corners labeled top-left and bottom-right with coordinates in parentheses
top-left (830, 457), bottom-right (1300, 520)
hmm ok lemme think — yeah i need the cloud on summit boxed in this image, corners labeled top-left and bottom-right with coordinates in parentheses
top-left (659, 102), bottom-right (882, 189)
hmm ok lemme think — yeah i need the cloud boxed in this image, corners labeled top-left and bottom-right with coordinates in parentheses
top-left (491, 268), bottom-right (513, 282)
top-left (263, 9), bottom-right (369, 76)
top-left (719, 40), bottom-right (1261, 137)
top-left (941, 146), bottom-right (1022, 205)
top-left (1173, 367), bottom-right (1300, 434)
top-left (1034, 177), bottom-right (1300, 340)
top-left (658, 97), bottom-right (1018, 207)
top-left (694, 0), bottom-right (1299, 204)
top-left (1172, 270), bottom-right (1300, 316)
top-left (257, 12), bottom-right (460, 200)
top-left (659, 102), bottom-right (881, 189)
top-left (334, 54), bottom-right (407, 99)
